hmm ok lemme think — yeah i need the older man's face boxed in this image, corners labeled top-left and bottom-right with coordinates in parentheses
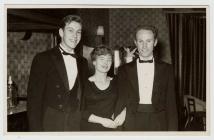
top-left (134, 29), bottom-right (157, 59)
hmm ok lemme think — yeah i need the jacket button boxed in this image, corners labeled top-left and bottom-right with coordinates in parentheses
top-left (58, 104), bottom-right (63, 109)
top-left (57, 94), bottom-right (61, 98)
top-left (56, 85), bottom-right (60, 88)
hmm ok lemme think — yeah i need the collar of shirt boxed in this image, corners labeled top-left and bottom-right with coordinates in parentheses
top-left (60, 44), bottom-right (74, 54)
top-left (59, 44), bottom-right (78, 90)
top-left (137, 58), bottom-right (154, 65)
top-left (139, 55), bottom-right (153, 61)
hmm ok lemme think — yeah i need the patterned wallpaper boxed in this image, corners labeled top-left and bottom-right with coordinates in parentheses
top-left (7, 32), bottom-right (52, 96)
top-left (109, 8), bottom-right (171, 63)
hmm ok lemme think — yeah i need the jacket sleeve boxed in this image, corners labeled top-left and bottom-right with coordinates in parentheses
top-left (114, 67), bottom-right (128, 117)
top-left (27, 54), bottom-right (47, 131)
top-left (80, 81), bottom-right (92, 121)
top-left (166, 65), bottom-right (178, 130)
top-left (81, 97), bottom-right (93, 121)
top-left (79, 58), bottom-right (89, 111)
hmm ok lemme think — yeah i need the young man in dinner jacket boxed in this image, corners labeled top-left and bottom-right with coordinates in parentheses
top-left (27, 15), bottom-right (89, 131)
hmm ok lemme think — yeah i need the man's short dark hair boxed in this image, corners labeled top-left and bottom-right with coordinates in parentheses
top-left (134, 25), bottom-right (158, 39)
top-left (59, 15), bottom-right (82, 30)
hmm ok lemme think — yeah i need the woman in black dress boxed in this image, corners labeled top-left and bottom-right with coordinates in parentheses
top-left (81, 46), bottom-right (126, 131)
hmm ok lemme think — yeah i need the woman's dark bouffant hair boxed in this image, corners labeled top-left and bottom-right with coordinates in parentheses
top-left (91, 45), bottom-right (113, 62)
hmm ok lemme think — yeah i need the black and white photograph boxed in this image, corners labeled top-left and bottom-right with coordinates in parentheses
top-left (1, 1), bottom-right (213, 140)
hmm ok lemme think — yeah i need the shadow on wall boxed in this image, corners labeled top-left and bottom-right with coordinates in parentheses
top-left (155, 40), bottom-right (172, 64)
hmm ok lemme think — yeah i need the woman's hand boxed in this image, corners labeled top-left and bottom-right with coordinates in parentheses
top-left (88, 114), bottom-right (118, 129)
top-left (114, 108), bottom-right (126, 126)
top-left (100, 118), bottom-right (118, 129)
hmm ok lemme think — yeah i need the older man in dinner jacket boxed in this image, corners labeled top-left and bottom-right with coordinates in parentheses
top-left (114, 25), bottom-right (178, 131)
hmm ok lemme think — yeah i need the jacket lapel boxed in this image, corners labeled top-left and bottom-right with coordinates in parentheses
top-left (152, 59), bottom-right (163, 99)
top-left (51, 46), bottom-right (70, 91)
top-left (126, 61), bottom-right (139, 98)
top-left (76, 57), bottom-right (83, 100)
top-left (125, 58), bottom-right (165, 103)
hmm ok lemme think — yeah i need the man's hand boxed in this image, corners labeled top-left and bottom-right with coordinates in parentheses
top-left (124, 48), bottom-right (137, 63)
top-left (124, 47), bottom-right (137, 58)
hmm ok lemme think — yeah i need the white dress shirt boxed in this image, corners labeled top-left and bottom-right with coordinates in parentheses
top-left (137, 58), bottom-right (154, 104)
top-left (60, 44), bottom-right (78, 90)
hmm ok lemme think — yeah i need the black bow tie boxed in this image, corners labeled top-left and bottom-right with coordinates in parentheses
top-left (139, 59), bottom-right (153, 63)
top-left (59, 47), bottom-right (77, 58)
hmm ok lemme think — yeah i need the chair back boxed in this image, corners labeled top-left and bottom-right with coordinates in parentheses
top-left (187, 98), bottom-right (196, 113)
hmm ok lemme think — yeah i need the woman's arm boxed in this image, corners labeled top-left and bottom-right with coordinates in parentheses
top-left (88, 114), bottom-right (118, 129)
top-left (114, 107), bottom-right (126, 126)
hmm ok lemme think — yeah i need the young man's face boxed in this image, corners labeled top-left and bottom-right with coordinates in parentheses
top-left (59, 21), bottom-right (82, 50)
top-left (134, 29), bottom-right (157, 59)
top-left (93, 54), bottom-right (112, 73)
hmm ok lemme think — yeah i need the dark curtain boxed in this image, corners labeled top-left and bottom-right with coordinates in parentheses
top-left (166, 13), bottom-right (206, 129)
top-left (182, 14), bottom-right (206, 101)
